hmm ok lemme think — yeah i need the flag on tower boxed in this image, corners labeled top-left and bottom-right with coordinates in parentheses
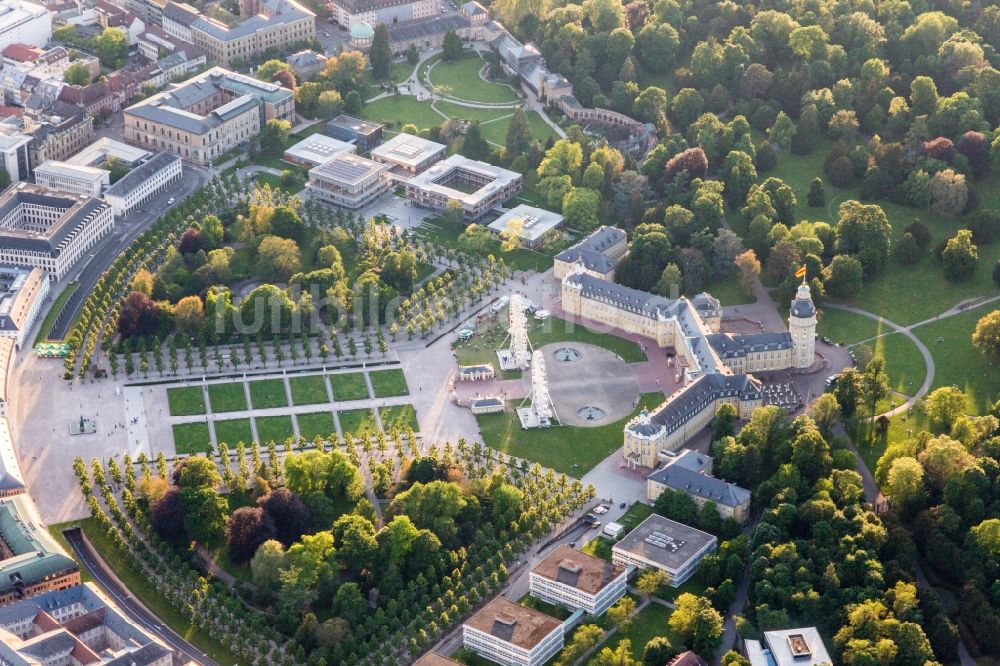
top-left (795, 266), bottom-right (807, 279)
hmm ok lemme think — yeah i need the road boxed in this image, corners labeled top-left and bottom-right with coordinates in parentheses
top-left (47, 166), bottom-right (210, 340)
top-left (64, 527), bottom-right (217, 666)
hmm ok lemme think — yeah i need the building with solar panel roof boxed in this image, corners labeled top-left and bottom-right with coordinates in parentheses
top-left (370, 133), bottom-right (446, 177)
top-left (306, 153), bottom-right (390, 209)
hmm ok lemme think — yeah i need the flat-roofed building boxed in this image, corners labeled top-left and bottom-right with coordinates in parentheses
top-left (745, 627), bottom-right (831, 666)
top-left (65, 137), bottom-right (152, 168)
top-left (611, 513), bottom-right (716, 586)
top-left (0, 493), bottom-right (80, 604)
top-left (103, 151), bottom-right (183, 218)
top-left (0, 128), bottom-right (30, 184)
top-left (553, 225), bottom-right (627, 280)
top-left (370, 133), bottom-right (445, 177)
top-left (0, 1), bottom-right (51, 53)
top-left (462, 597), bottom-right (564, 666)
top-left (403, 154), bottom-right (522, 220)
top-left (306, 153), bottom-right (390, 209)
top-left (124, 66), bottom-right (294, 165)
top-left (0, 184), bottom-right (114, 280)
top-left (326, 114), bottom-right (382, 151)
top-left (487, 204), bottom-right (563, 249)
top-left (529, 544), bottom-right (627, 616)
top-left (0, 266), bottom-right (47, 348)
top-left (283, 133), bottom-right (355, 168)
top-left (33, 160), bottom-right (110, 197)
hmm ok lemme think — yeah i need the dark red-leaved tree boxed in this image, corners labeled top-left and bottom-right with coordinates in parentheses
top-left (118, 291), bottom-right (161, 338)
top-left (258, 488), bottom-right (310, 546)
top-left (150, 487), bottom-right (186, 543)
top-left (665, 147), bottom-right (709, 182)
top-left (227, 506), bottom-right (277, 563)
top-left (924, 137), bottom-right (955, 161)
top-left (273, 68), bottom-right (296, 90)
top-left (958, 131), bottom-right (990, 179)
top-left (178, 227), bottom-right (204, 255)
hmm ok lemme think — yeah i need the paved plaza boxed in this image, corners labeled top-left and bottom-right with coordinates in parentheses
top-left (542, 342), bottom-right (640, 427)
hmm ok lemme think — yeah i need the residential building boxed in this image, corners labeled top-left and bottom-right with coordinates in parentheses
top-left (0, 184), bottom-right (114, 280)
top-left (33, 160), bottom-right (109, 196)
top-left (326, 114), bottom-right (382, 151)
top-left (403, 154), bottom-right (522, 220)
top-left (306, 152), bottom-right (390, 209)
top-left (529, 544), bottom-right (627, 616)
top-left (370, 133), bottom-right (445, 177)
top-left (0, 1), bottom-right (51, 52)
top-left (93, 0), bottom-right (146, 44)
top-left (124, 66), bottom-right (294, 164)
top-left (462, 597), bottom-right (564, 666)
top-left (0, 582), bottom-right (176, 664)
top-left (0, 493), bottom-right (80, 604)
top-left (66, 136), bottom-right (151, 168)
top-left (0, 126), bottom-right (30, 183)
top-left (161, 0), bottom-right (316, 67)
top-left (611, 513), bottom-right (717, 586)
top-left (646, 452), bottom-right (752, 524)
top-left (552, 225), bottom-right (627, 280)
top-left (745, 627), bottom-right (832, 666)
top-left (328, 0), bottom-right (435, 30)
top-left (24, 110), bottom-right (95, 165)
top-left (283, 132), bottom-right (355, 168)
top-left (0, 266), bottom-right (47, 349)
top-left (103, 150), bottom-right (182, 217)
top-left (486, 204), bottom-right (563, 250)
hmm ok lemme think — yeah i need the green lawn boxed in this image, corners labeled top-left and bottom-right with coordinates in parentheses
top-left (255, 415), bottom-right (294, 445)
top-left (167, 386), bottom-right (206, 416)
top-left (34, 282), bottom-right (78, 344)
top-left (289, 375), bottom-right (331, 405)
top-left (865, 332), bottom-right (927, 397)
top-left (477, 393), bottom-right (664, 475)
top-left (253, 172), bottom-right (304, 194)
top-left (817, 307), bottom-right (886, 345)
top-left (370, 368), bottom-right (409, 397)
top-left (297, 411), bottom-right (336, 441)
top-left (338, 408), bottom-right (377, 437)
top-left (214, 418), bottom-right (254, 446)
top-left (701, 273), bottom-right (753, 306)
top-left (172, 421), bottom-right (212, 455)
top-left (58, 519), bottom-right (238, 665)
top-left (519, 594), bottom-right (573, 620)
top-left (379, 404), bottom-right (418, 432)
top-left (207, 383), bottom-right (248, 413)
top-left (248, 378), bottom-right (288, 409)
top-left (413, 218), bottom-right (555, 273)
top-left (367, 60), bottom-right (413, 86)
top-left (587, 602), bottom-right (679, 664)
top-left (529, 317), bottom-right (646, 362)
top-left (914, 309), bottom-right (1000, 413)
top-left (427, 53), bottom-right (519, 104)
top-left (581, 536), bottom-right (613, 561)
top-left (360, 95), bottom-right (444, 133)
top-left (329, 372), bottom-right (370, 400)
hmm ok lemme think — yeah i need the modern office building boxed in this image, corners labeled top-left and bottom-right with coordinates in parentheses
top-left (306, 153), bottom-right (390, 209)
top-left (0, 184), bottom-right (114, 280)
top-left (103, 151), bottom-right (182, 217)
top-left (370, 133), bottom-right (446, 177)
top-left (646, 452), bottom-right (752, 524)
top-left (326, 114), bottom-right (382, 151)
top-left (124, 67), bottom-right (295, 164)
top-left (0, 266), bottom-right (48, 348)
top-left (403, 154), bottom-right (522, 220)
top-left (552, 225), bottom-right (627, 280)
top-left (462, 597), bottom-right (564, 666)
top-left (0, 127), bottom-right (30, 184)
top-left (0, 582), bottom-right (175, 664)
top-left (611, 513), bottom-right (717, 586)
top-left (162, 0), bottom-right (316, 67)
top-left (33, 160), bottom-right (110, 197)
top-left (745, 628), bottom-right (832, 666)
top-left (486, 204), bottom-right (563, 249)
top-left (529, 544), bottom-right (627, 616)
top-left (66, 137), bottom-right (152, 168)
top-left (328, 0), bottom-right (434, 30)
top-left (0, 493), bottom-right (80, 605)
top-left (282, 133), bottom-right (355, 168)
top-left (0, 1), bottom-right (51, 53)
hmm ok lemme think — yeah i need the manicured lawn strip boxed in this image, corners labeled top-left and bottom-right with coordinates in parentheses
top-left (360, 96), bottom-right (444, 133)
top-left (817, 308), bottom-right (885, 345)
top-left (167, 386), bottom-right (206, 416)
top-left (338, 408), bottom-right (377, 437)
top-left (581, 536), bottom-right (613, 561)
top-left (207, 383), bottom-right (247, 413)
top-left (525, 110), bottom-right (560, 144)
top-left (253, 172), bottom-right (304, 194)
top-left (329, 372), bottom-right (370, 400)
top-left (617, 502), bottom-right (655, 530)
top-left (35, 282), bottom-right (77, 344)
top-left (297, 411), bottom-right (336, 441)
top-left (63, 518), bottom-right (238, 665)
top-left (289, 375), bottom-right (330, 405)
top-left (379, 404), bottom-right (418, 432)
top-left (370, 368), bottom-right (409, 397)
top-left (46, 525), bottom-right (93, 583)
top-left (247, 378), bottom-right (288, 409)
top-left (428, 54), bottom-right (518, 104)
top-left (477, 392), bottom-right (664, 475)
top-left (255, 415), bottom-right (294, 445)
top-left (172, 421), bottom-right (212, 455)
top-left (529, 317), bottom-right (646, 363)
top-left (914, 309), bottom-right (1000, 413)
top-left (701, 273), bottom-right (753, 306)
top-left (866, 332), bottom-right (926, 398)
top-left (587, 602), bottom-right (680, 664)
top-left (214, 418), bottom-right (254, 446)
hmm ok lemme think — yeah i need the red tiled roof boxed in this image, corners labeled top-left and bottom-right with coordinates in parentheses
top-left (2, 43), bottom-right (44, 62)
